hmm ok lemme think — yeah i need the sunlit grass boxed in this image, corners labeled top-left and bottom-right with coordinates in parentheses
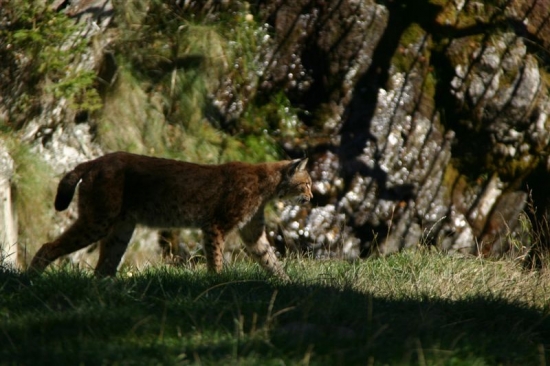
top-left (3, 138), bottom-right (56, 264)
top-left (1, 250), bottom-right (548, 365)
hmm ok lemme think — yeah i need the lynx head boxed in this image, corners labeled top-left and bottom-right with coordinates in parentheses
top-left (278, 158), bottom-right (313, 204)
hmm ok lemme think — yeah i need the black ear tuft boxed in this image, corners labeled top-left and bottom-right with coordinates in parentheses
top-left (288, 158), bottom-right (308, 176)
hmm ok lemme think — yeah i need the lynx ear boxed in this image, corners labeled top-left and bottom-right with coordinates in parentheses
top-left (288, 158), bottom-right (308, 176)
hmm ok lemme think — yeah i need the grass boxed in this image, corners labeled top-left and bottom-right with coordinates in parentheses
top-left (1, 249), bottom-right (549, 365)
top-left (3, 138), bottom-right (56, 263)
top-left (96, 5), bottom-right (286, 164)
top-left (1, 0), bottom-right (101, 129)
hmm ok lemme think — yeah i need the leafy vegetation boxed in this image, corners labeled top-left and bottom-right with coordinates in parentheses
top-left (1, 250), bottom-right (549, 365)
top-left (2, 138), bottom-right (56, 263)
top-left (98, 0), bottom-right (292, 164)
top-left (0, 0), bottom-right (101, 130)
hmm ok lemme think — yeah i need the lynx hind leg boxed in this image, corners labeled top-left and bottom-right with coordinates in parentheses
top-left (28, 219), bottom-right (111, 274)
top-left (158, 230), bottom-right (191, 265)
top-left (159, 230), bottom-right (176, 260)
top-left (202, 225), bottom-right (225, 273)
top-left (95, 219), bottom-right (136, 277)
top-left (240, 218), bottom-right (289, 281)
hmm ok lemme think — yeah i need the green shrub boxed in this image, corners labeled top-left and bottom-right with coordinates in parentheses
top-left (0, 0), bottom-right (101, 129)
top-left (3, 138), bottom-right (55, 264)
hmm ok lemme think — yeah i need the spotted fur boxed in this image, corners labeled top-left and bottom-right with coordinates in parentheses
top-left (29, 152), bottom-right (312, 279)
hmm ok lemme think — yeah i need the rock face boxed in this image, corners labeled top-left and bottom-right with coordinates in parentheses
top-left (259, 0), bottom-right (550, 259)
top-left (0, 144), bottom-right (17, 267)
top-left (2, 0), bottom-right (550, 267)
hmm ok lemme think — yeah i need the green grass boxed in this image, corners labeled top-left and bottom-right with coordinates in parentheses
top-left (3, 138), bottom-right (56, 262)
top-left (95, 0), bottom-right (287, 165)
top-left (1, 250), bottom-right (549, 365)
top-left (1, 0), bottom-right (101, 130)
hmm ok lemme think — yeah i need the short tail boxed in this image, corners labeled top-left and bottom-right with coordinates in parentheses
top-left (54, 163), bottom-right (89, 211)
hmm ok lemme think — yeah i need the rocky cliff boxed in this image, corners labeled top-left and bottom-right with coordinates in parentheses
top-left (260, 0), bottom-right (550, 263)
top-left (1, 0), bottom-right (549, 268)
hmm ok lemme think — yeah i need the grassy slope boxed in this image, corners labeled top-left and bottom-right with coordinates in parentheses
top-left (1, 250), bottom-right (549, 365)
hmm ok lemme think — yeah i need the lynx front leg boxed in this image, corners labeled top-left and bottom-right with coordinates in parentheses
top-left (240, 213), bottom-right (289, 281)
top-left (95, 219), bottom-right (136, 277)
top-left (202, 225), bottom-right (225, 273)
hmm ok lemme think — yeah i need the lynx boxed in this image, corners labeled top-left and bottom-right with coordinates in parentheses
top-left (28, 152), bottom-right (312, 280)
